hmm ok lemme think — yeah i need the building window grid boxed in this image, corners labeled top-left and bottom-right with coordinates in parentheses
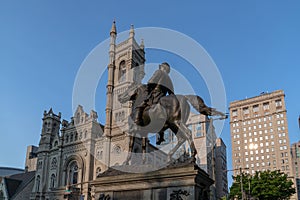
top-left (231, 95), bottom-right (290, 179)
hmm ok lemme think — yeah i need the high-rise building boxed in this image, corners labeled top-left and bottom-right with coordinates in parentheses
top-left (229, 90), bottom-right (293, 176)
top-left (215, 138), bottom-right (228, 199)
top-left (291, 141), bottom-right (300, 200)
top-left (188, 113), bottom-right (228, 200)
top-left (25, 145), bottom-right (38, 172)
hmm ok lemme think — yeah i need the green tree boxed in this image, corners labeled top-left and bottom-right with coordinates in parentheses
top-left (229, 170), bottom-right (295, 200)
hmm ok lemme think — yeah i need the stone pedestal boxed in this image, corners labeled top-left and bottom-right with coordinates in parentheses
top-left (91, 162), bottom-right (213, 200)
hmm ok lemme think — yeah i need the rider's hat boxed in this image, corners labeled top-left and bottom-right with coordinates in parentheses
top-left (159, 62), bottom-right (170, 73)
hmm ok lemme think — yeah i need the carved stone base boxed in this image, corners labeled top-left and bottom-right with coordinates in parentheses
top-left (91, 162), bottom-right (213, 200)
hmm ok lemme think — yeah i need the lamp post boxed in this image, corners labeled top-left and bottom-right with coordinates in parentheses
top-left (227, 167), bottom-right (249, 200)
top-left (228, 142), bottom-right (258, 200)
top-left (240, 167), bottom-right (245, 200)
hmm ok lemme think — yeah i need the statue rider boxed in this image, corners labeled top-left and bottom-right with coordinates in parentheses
top-left (132, 62), bottom-right (174, 144)
top-left (147, 62), bottom-right (174, 105)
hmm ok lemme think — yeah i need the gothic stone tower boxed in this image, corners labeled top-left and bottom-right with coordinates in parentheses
top-left (102, 22), bottom-right (146, 167)
top-left (32, 109), bottom-right (62, 199)
top-left (32, 106), bottom-right (102, 200)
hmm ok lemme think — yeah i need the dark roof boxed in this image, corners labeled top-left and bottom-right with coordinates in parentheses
top-left (5, 178), bottom-right (21, 198)
top-left (4, 171), bottom-right (35, 198)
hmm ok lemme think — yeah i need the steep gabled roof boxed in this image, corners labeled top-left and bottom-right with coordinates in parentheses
top-left (4, 171), bottom-right (35, 198)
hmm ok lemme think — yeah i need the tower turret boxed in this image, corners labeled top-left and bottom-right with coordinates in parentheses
top-left (104, 21), bottom-right (117, 137)
top-left (129, 24), bottom-right (135, 38)
top-left (38, 108), bottom-right (61, 152)
top-left (103, 22), bottom-right (146, 167)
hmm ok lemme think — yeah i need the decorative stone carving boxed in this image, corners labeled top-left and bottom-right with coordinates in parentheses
top-left (99, 193), bottom-right (110, 200)
top-left (170, 190), bottom-right (190, 200)
top-left (50, 158), bottom-right (57, 169)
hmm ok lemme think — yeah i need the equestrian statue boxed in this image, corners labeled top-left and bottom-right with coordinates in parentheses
top-left (118, 62), bottom-right (227, 165)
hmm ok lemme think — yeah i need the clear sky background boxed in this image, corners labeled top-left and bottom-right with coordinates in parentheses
top-left (1, 0), bottom-right (300, 187)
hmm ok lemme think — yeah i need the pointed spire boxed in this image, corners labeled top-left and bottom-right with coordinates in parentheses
top-left (110, 20), bottom-right (117, 35)
top-left (140, 38), bottom-right (144, 49)
top-left (129, 24), bottom-right (135, 38)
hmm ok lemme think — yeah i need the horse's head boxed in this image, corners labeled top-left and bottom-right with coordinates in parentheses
top-left (210, 109), bottom-right (228, 120)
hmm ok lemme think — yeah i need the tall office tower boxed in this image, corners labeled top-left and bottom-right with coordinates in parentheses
top-left (291, 141), bottom-right (300, 200)
top-left (187, 113), bottom-right (228, 200)
top-left (229, 90), bottom-right (293, 176)
top-left (215, 138), bottom-right (229, 199)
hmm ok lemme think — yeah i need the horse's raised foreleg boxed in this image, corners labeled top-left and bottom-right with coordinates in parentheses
top-left (123, 135), bottom-right (135, 165)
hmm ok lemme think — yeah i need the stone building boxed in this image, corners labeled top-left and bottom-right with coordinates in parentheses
top-left (25, 146), bottom-right (38, 172)
top-left (214, 138), bottom-right (228, 199)
top-left (30, 22), bottom-right (168, 200)
top-left (291, 141), bottom-right (300, 200)
top-left (229, 90), bottom-right (297, 199)
top-left (187, 113), bottom-right (228, 200)
top-left (229, 90), bottom-right (293, 176)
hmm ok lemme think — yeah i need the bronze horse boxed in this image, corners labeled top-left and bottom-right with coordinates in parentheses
top-left (118, 84), bottom-right (227, 164)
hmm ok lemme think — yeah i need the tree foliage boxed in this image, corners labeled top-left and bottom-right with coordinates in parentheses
top-left (229, 170), bottom-right (295, 200)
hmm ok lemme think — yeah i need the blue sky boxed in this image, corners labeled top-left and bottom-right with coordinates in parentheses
top-left (1, 0), bottom-right (300, 187)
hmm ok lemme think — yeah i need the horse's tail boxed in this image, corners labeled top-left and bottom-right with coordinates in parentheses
top-left (184, 95), bottom-right (226, 117)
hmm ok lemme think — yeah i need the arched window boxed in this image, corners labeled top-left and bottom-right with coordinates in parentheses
top-left (68, 161), bottom-right (78, 185)
top-left (50, 174), bottom-right (56, 188)
top-left (36, 175), bottom-right (40, 192)
top-left (119, 60), bottom-right (126, 83)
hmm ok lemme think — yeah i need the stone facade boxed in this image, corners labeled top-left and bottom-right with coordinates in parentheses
top-left (25, 145), bottom-right (38, 172)
top-left (30, 23), bottom-right (170, 200)
top-left (91, 163), bottom-right (213, 200)
top-left (187, 113), bottom-right (228, 200)
top-left (291, 141), bottom-right (300, 200)
top-left (214, 138), bottom-right (228, 199)
top-left (229, 90), bottom-right (293, 175)
top-left (229, 90), bottom-right (297, 199)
